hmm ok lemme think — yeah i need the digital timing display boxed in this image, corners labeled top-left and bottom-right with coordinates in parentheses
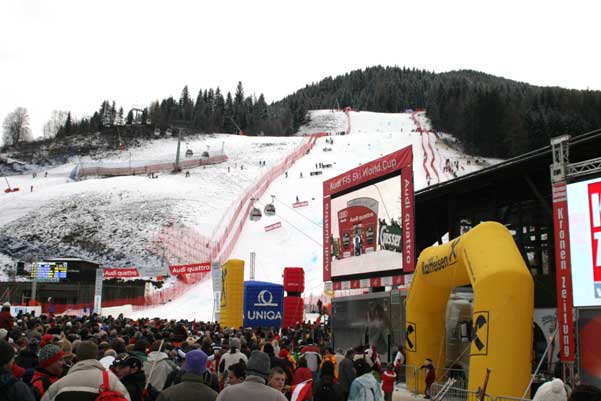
top-left (30, 262), bottom-right (68, 280)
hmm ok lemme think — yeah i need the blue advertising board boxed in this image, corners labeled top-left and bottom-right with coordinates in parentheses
top-left (243, 281), bottom-right (284, 328)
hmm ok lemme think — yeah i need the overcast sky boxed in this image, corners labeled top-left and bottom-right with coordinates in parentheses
top-left (1, 0), bottom-right (600, 141)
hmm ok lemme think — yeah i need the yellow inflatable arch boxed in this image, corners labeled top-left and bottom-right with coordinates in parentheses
top-left (405, 222), bottom-right (533, 398)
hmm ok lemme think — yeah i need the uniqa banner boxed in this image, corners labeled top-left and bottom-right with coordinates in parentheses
top-left (243, 281), bottom-right (284, 328)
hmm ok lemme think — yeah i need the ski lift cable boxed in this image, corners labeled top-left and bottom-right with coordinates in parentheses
top-left (248, 196), bottom-right (323, 248)
top-left (224, 169), bottom-right (323, 236)
top-left (234, 170), bottom-right (322, 230)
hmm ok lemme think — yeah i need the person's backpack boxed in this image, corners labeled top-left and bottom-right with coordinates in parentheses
top-left (30, 375), bottom-right (52, 401)
top-left (95, 370), bottom-right (128, 401)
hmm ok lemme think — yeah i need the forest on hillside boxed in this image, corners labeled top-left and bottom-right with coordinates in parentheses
top-left (57, 66), bottom-right (601, 158)
top-left (279, 67), bottom-right (601, 157)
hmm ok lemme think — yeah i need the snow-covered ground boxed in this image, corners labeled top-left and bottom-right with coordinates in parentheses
top-left (128, 110), bottom-right (497, 320)
top-left (1, 110), bottom-right (499, 320)
top-left (0, 134), bottom-right (303, 276)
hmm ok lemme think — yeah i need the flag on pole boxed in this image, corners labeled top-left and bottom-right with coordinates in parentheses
top-left (290, 379), bottom-right (312, 401)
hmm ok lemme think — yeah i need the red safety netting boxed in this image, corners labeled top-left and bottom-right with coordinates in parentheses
top-left (134, 133), bottom-right (328, 310)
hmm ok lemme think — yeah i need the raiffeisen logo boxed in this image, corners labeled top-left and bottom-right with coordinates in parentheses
top-left (589, 181), bottom-right (601, 282)
top-left (254, 290), bottom-right (278, 307)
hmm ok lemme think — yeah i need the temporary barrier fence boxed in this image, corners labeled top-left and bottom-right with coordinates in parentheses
top-left (401, 364), bottom-right (532, 401)
top-left (431, 382), bottom-right (493, 401)
top-left (73, 154), bottom-right (228, 179)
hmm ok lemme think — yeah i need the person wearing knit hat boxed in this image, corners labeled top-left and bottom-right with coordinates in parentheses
top-left (0, 340), bottom-right (35, 401)
top-left (158, 350), bottom-right (218, 401)
top-left (40, 333), bottom-right (56, 348)
top-left (30, 344), bottom-right (65, 398)
top-left (216, 351), bottom-right (287, 401)
top-left (40, 340), bottom-right (129, 401)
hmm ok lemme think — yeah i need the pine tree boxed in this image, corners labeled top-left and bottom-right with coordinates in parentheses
top-left (64, 112), bottom-right (72, 135)
top-left (126, 110), bottom-right (134, 125)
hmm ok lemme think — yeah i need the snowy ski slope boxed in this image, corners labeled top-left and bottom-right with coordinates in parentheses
top-left (125, 110), bottom-right (496, 320)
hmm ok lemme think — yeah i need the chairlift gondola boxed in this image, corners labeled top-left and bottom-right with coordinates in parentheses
top-left (249, 197), bottom-right (262, 221)
top-left (154, 128), bottom-right (161, 137)
top-left (250, 207), bottom-right (262, 221)
top-left (165, 128), bottom-right (173, 137)
top-left (264, 195), bottom-right (276, 216)
top-left (185, 148), bottom-right (194, 157)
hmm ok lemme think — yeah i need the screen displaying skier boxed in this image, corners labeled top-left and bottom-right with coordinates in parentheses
top-left (323, 146), bottom-right (414, 282)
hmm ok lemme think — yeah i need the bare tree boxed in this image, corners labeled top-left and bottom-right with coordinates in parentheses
top-left (2, 107), bottom-right (32, 145)
top-left (42, 110), bottom-right (68, 139)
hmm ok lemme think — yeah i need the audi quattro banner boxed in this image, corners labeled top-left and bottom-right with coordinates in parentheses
top-left (323, 146), bottom-right (414, 282)
top-left (103, 268), bottom-right (140, 279)
top-left (243, 281), bottom-right (284, 328)
top-left (169, 262), bottom-right (211, 275)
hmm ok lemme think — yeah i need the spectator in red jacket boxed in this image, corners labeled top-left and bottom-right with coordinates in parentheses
top-left (0, 303), bottom-right (13, 330)
top-left (31, 344), bottom-right (65, 398)
top-left (292, 357), bottom-right (313, 401)
top-left (381, 363), bottom-right (396, 401)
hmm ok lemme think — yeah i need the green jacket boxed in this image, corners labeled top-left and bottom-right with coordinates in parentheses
top-left (156, 373), bottom-right (218, 401)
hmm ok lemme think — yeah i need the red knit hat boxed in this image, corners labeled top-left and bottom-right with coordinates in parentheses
top-left (39, 344), bottom-right (65, 368)
top-left (40, 334), bottom-right (55, 348)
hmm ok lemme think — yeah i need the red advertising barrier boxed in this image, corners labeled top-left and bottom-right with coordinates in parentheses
top-left (264, 222), bottom-right (282, 232)
top-left (292, 201), bottom-right (309, 208)
top-left (169, 262), bottom-right (211, 275)
top-left (283, 296), bottom-right (304, 328)
top-left (283, 267), bottom-right (305, 293)
top-left (103, 268), bottom-right (140, 279)
top-left (552, 182), bottom-right (575, 362)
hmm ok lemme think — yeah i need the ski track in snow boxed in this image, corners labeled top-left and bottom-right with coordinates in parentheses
top-left (1, 110), bottom-right (499, 320)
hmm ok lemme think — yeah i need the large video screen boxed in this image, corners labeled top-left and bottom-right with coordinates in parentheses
top-left (323, 146), bottom-right (414, 281)
top-left (30, 261), bottom-right (68, 281)
top-left (567, 176), bottom-right (601, 307)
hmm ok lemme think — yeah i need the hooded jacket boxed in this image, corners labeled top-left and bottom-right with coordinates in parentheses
top-left (215, 375), bottom-right (287, 401)
top-left (143, 351), bottom-right (178, 391)
top-left (41, 359), bottom-right (130, 401)
top-left (156, 372), bottom-right (218, 401)
top-left (348, 372), bottom-right (383, 401)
